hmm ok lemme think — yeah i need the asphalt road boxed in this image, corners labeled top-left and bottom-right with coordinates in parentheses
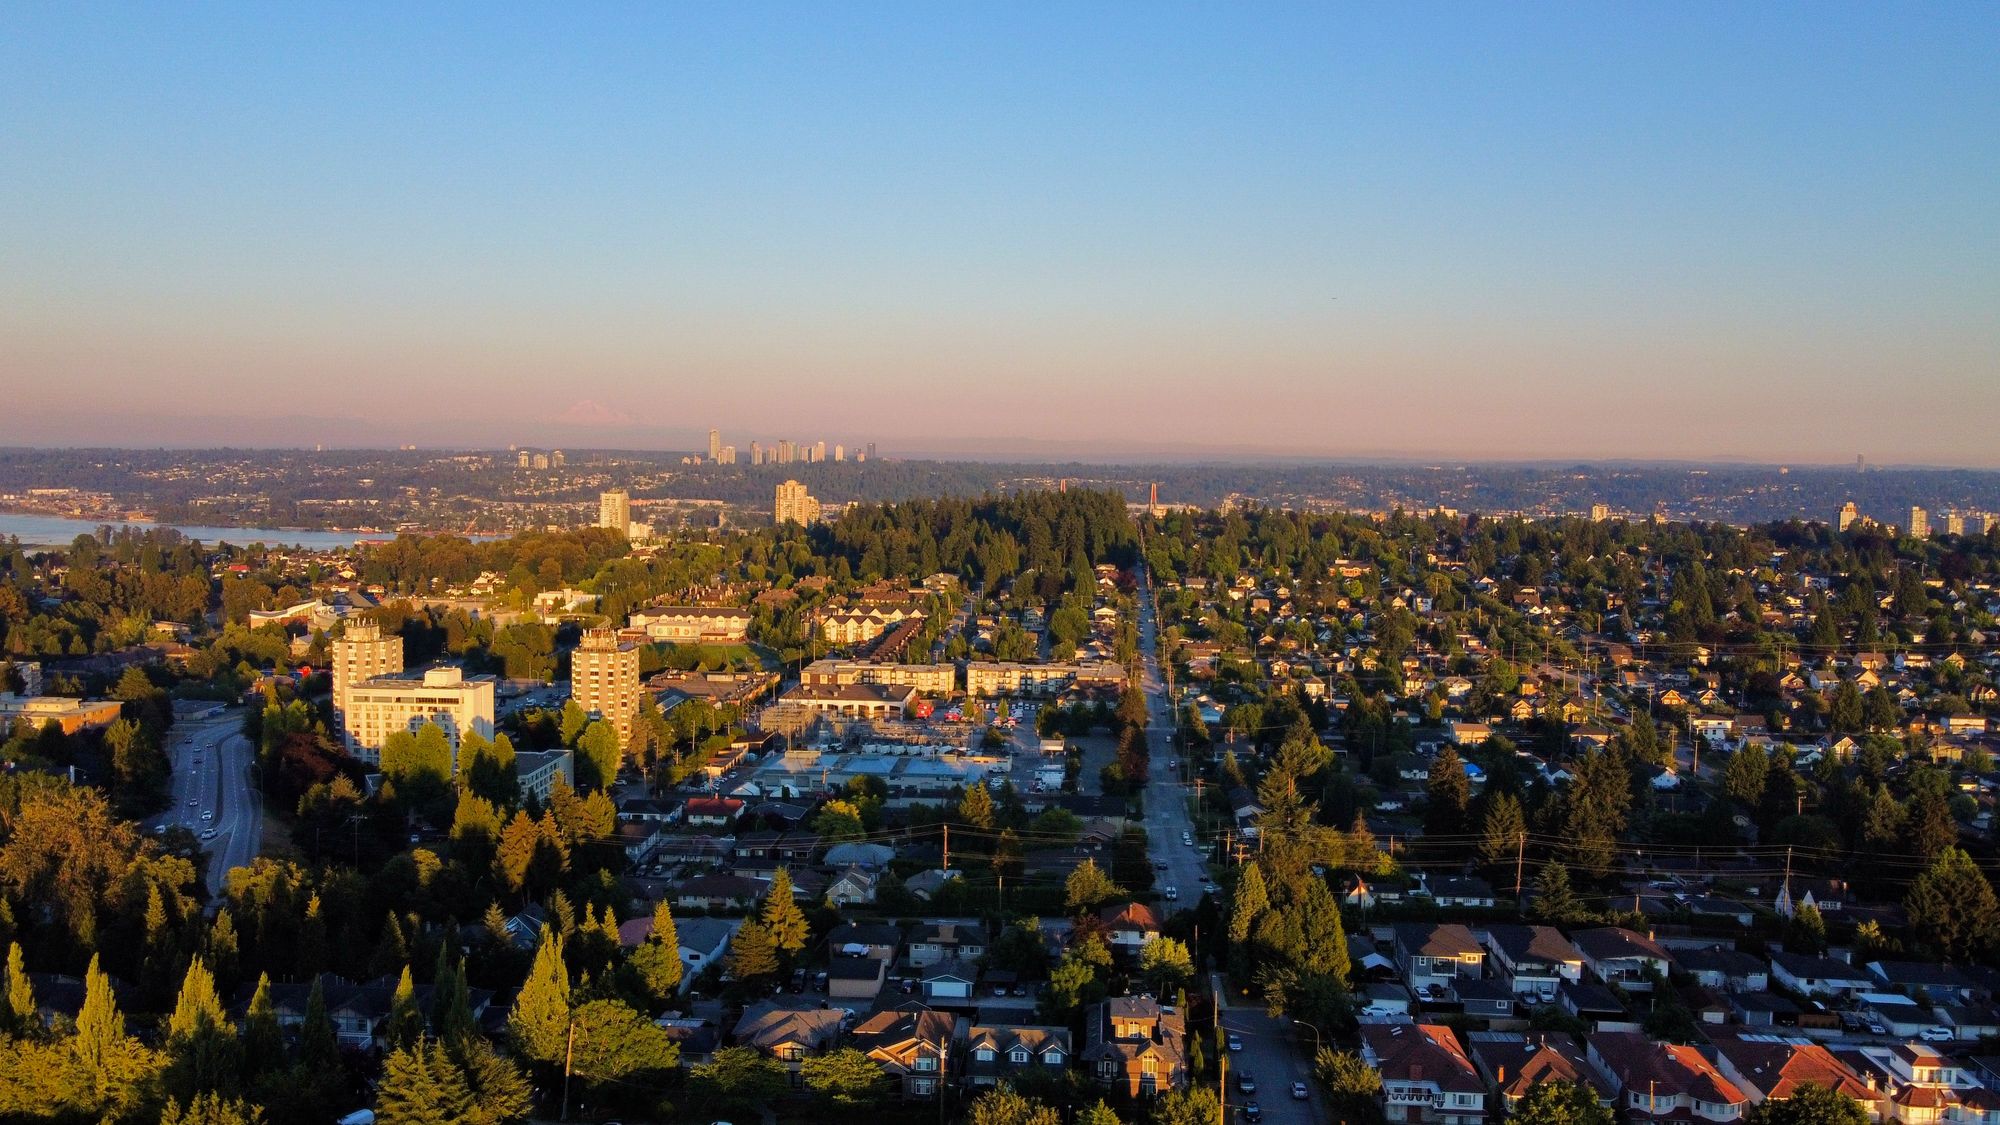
top-left (1138, 567), bottom-right (1322, 1125)
top-left (148, 708), bottom-right (264, 896)
top-left (1135, 566), bottom-right (1210, 906)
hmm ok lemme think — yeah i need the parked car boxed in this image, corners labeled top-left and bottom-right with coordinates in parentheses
top-left (1922, 1027), bottom-right (1954, 1042)
top-left (1226, 1034), bottom-right (1243, 1051)
top-left (1163, 886), bottom-right (1179, 901)
top-left (1291, 1082), bottom-right (1309, 1101)
top-left (1238, 1075), bottom-right (1256, 1094)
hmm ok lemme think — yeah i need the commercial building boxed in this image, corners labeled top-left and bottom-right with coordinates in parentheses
top-left (965, 661), bottom-right (1127, 697)
top-left (571, 627), bottom-right (641, 747)
top-left (774, 479), bottom-right (821, 527)
top-left (801, 659), bottom-right (955, 695)
top-left (599, 488), bottom-right (631, 535)
top-left (332, 622), bottom-right (403, 752)
top-left (628, 606), bottom-right (753, 644)
top-left (777, 682), bottom-right (918, 719)
top-left (341, 666), bottom-right (495, 766)
top-left (0, 694), bottom-right (123, 735)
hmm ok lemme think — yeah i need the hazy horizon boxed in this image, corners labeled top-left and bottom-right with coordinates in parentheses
top-left (5, 5), bottom-right (1996, 463)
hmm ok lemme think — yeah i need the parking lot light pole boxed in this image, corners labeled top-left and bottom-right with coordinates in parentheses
top-left (1293, 1019), bottom-right (1322, 1055)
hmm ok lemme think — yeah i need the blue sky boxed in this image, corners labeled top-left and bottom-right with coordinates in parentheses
top-left (3, 3), bottom-right (1996, 461)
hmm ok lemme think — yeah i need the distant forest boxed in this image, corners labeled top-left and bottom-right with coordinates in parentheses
top-left (2, 447), bottom-right (1999, 528)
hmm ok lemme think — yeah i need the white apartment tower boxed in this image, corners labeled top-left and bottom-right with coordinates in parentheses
top-left (570, 627), bottom-right (641, 749)
top-left (1909, 506), bottom-right (1930, 539)
top-left (708, 428), bottom-right (722, 462)
top-left (332, 622), bottom-right (403, 754)
top-left (1837, 501), bottom-right (1859, 532)
top-left (599, 488), bottom-right (631, 534)
top-left (341, 667), bottom-right (495, 765)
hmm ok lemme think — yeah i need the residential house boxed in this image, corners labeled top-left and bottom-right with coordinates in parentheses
top-left (964, 1024), bottom-right (1072, 1088)
top-left (1674, 947), bottom-right (1770, 994)
top-left (1100, 902), bottom-right (1162, 954)
top-left (732, 1001), bottom-right (845, 1077)
top-left (909, 920), bottom-right (988, 968)
top-left (1392, 923), bottom-right (1485, 993)
top-left (828, 955), bottom-right (890, 1002)
top-left (1363, 1023), bottom-right (1488, 1125)
top-left (674, 917), bottom-right (740, 985)
top-left (1768, 951), bottom-right (1874, 999)
top-left (1466, 1031), bottom-right (1614, 1111)
top-left (684, 797), bottom-right (745, 828)
top-left (1709, 1037), bottom-right (1880, 1114)
top-left (1083, 996), bottom-right (1188, 1097)
top-left (1572, 928), bottom-right (1673, 991)
top-left (826, 866), bottom-right (880, 906)
top-left (851, 1004), bottom-right (964, 1100)
top-left (1586, 1030), bottom-right (1748, 1123)
top-left (673, 873), bottom-right (765, 912)
top-left (1484, 925), bottom-right (1585, 1000)
top-left (921, 959), bottom-right (978, 1004)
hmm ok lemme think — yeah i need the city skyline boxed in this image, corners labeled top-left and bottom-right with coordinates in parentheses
top-left (4, 5), bottom-right (1997, 463)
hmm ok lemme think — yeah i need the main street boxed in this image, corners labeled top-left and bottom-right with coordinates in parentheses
top-left (147, 708), bottom-right (264, 897)
top-left (1137, 564), bottom-right (1322, 1125)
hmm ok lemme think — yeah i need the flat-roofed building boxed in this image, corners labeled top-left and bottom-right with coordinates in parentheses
top-left (801, 659), bottom-right (955, 695)
top-left (778, 682), bottom-right (917, 719)
top-left (0, 694), bottom-right (123, 735)
top-left (598, 488), bottom-right (631, 534)
top-left (774, 479), bottom-right (821, 526)
top-left (342, 666), bottom-right (495, 766)
top-left (515, 748), bottom-right (575, 803)
top-left (570, 627), bottom-right (641, 747)
top-left (629, 607), bottom-right (753, 644)
top-left (332, 622), bottom-right (403, 751)
top-left (965, 661), bottom-right (1127, 697)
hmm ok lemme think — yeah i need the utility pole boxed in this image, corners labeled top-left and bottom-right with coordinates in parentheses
top-left (1515, 829), bottom-right (1526, 897)
top-left (943, 823), bottom-right (949, 873)
top-left (561, 1018), bottom-right (576, 1121)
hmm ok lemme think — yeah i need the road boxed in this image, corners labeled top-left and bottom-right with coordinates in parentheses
top-left (1134, 565), bottom-right (1208, 905)
top-left (148, 708), bottom-right (264, 896)
top-left (1137, 565), bottom-right (1322, 1125)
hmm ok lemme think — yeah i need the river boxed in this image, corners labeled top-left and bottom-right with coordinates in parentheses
top-left (0, 512), bottom-right (485, 550)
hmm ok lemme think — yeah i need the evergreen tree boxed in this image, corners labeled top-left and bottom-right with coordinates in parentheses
top-left (1293, 878), bottom-right (1350, 982)
top-left (1064, 858), bottom-right (1119, 912)
top-left (167, 955), bottom-right (240, 1100)
top-left (1532, 862), bottom-right (1589, 925)
top-left (4, 941), bottom-right (33, 1034)
top-left (377, 1036), bottom-right (476, 1125)
top-left (727, 919), bottom-right (781, 982)
top-left (632, 899), bottom-right (684, 1005)
top-left (1314, 1047), bottom-right (1385, 1125)
top-left (1479, 792), bottom-right (1526, 869)
top-left (297, 893), bottom-right (327, 978)
top-left (575, 719), bottom-right (621, 790)
top-left (433, 957), bottom-right (478, 1049)
top-left (1425, 746), bottom-right (1471, 836)
top-left (169, 955), bottom-right (235, 1040)
top-left (386, 964), bottom-right (425, 1049)
top-left (160, 1093), bottom-right (267, 1125)
top-left (1229, 864), bottom-right (1269, 944)
top-left (509, 925), bottom-right (572, 1065)
top-left (959, 782), bottom-right (996, 829)
top-left (1907, 791), bottom-right (1958, 860)
top-left (1080, 1100), bottom-right (1122, 1125)
top-left (299, 976), bottom-right (338, 1075)
top-left (1906, 847), bottom-right (2000, 961)
top-left (968, 1085), bottom-right (1062, 1125)
top-left (762, 867), bottom-right (809, 956)
top-left (242, 973), bottom-right (285, 1081)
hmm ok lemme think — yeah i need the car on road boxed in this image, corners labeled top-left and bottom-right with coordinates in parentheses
top-left (201, 829), bottom-right (217, 840)
top-left (187, 798), bottom-right (198, 807)
top-left (201, 812), bottom-right (213, 821)
top-left (1237, 1074), bottom-right (1256, 1094)
top-left (1163, 886), bottom-right (1178, 901)
top-left (1153, 860), bottom-right (1168, 870)
top-left (1240, 1102), bottom-right (1261, 1122)
top-left (1226, 1034), bottom-right (1243, 1051)
top-left (1202, 881), bottom-right (1220, 895)
top-left (1291, 1082), bottom-right (1309, 1100)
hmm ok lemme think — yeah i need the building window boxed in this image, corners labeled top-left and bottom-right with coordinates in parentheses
top-left (912, 1079), bottom-right (934, 1096)
top-left (975, 1048), bottom-right (994, 1062)
top-left (1010, 1049), bottom-right (1029, 1064)
top-left (914, 1055), bottom-right (937, 1072)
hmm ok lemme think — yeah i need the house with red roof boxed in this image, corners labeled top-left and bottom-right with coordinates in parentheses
top-left (1363, 1023), bottom-right (1488, 1125)
top-left (1587, 1031), bottom-right (1748, 1123)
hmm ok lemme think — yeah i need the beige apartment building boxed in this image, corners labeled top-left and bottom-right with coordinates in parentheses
top-left (774, 479), bottom-right (822, 526)
top-left (965, 660), bottom-right (1127, 697)
top-left (332, 622), bottom-right (403, 752)
top-left (819, 606), bottom-right (924, 645)
top-left (629, 606), bottom-right (753, 644)
top-left (0, 694), bottom-right (124, 735)
top-left (801, 659), bottom-right (955, 695)
top-left (341, 666), bottom-right (495, 766)
top-left (571, 627), bottom-right (641, 746)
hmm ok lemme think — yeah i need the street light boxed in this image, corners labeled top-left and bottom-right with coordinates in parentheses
top-left (1293, 1019), bottom-right (1323, 1055)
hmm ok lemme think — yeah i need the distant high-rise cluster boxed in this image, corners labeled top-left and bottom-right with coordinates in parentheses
top-left (708, 427), bottom-right (871, 466)
top-left (1836, 501), bottom-right (1987, 538)
top-left (514, 448), bottom-right (564, 470)
top-left (774, 479), bottom-right (822, 526)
